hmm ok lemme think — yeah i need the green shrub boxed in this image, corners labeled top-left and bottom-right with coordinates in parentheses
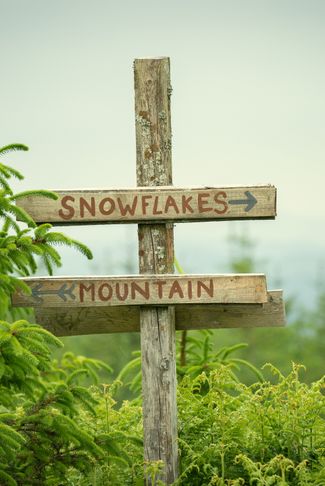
top-left (176, 364), bottom-right (325, 485)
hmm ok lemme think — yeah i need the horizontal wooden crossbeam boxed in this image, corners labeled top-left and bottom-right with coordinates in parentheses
top-left (12, 274), bottom-right (267, 307)
top-left (17, 185), bottom-right (276, 224)
top-left (33, 290), bottom-right (285, 336)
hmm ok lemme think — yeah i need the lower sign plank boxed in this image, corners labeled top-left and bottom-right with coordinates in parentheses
top-left (16, 185), bottom-right (276, 224)
top-left (34, 290), bottom-right (285, 336)
top-left (12, 274), bottom-right (267, 307)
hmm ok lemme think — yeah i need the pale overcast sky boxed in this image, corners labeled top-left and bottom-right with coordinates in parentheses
top-left (1, 0), bottom-right (325, 307)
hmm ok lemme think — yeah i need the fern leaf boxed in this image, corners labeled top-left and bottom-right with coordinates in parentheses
top-left (11, 190), bottom-right (58, 201)
top-left (1, 214), bottom-right (20, 233)
top-left (15, 325), bottom-right (63, 349)
top-left (66, 369), bottom-right (89, 385)
top-left (34, 223), bottom-right (52, 239)
top-left (45, 234), bottom-right (93, 260)
top-left (5, 204), bottom-right (36, 227)
top-left (230, 358), bottom-right (264, 382)
top-left (222, 343), bottom-right (248, 359)
top-left (117, 356), bottom-right (141, 383)
top-left (0, 176), bottom-right (13, 194)
top-left (0, 422), bottom-right (25, 446)
top-left (69, 237), bottom-right (93, 260)
top-left (0, 468), bottom-right (18, 486)
top-left (0, 144), bottom-right (29, 156)
top-left (0, 163), bottom-right (24, 180)
top-left (174, 257), bottom-right (185, 274)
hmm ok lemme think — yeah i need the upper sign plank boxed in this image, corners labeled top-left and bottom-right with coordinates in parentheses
top-left (12, 274), bottom-right (267, 308)
top-left (17, 185), bottom-right (276, 224)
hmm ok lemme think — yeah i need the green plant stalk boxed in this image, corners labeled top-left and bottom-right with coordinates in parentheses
top-left (220, 450), bottom-right (225, 484)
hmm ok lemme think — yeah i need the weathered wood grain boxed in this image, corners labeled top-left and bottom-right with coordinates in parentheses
top-left (135, 57), bottom-right (178, 484)
top-left (34, 290), bottom-right (286, 336)
top-left (16, 185), bottom-right (276, 224)
top-left (12, 274), bottom-right (268, 308)
top-left (135, 57), bottom-right (176, 483)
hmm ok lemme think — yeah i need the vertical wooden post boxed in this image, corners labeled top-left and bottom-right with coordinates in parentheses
top-left (134, 57), bottom-right (178, 484)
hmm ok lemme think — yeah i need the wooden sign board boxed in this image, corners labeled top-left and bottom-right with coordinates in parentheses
top-left (17, 185), bottom-right (276, 224)
top-left (34, 290), bottom-right (285, 336)
top-left (12, 274), bottom-right (267, 308)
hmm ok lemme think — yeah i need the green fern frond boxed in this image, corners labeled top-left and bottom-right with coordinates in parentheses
top-left (36, 244), bottom-right (62, 273)
top-left (0, 320), bottom-right (11, 331)
top-left (20, 326), bottom-right (63, 349)
top-left (9, 353), bottom-right (39, 376)
top-left (11, 190), bottom-right (58, 201)
top-left (0, 144), bottom-right (29, 157)
top-left (222, 343), bottom-right (248, 359)
top-left (174, 257), bottom-right (185, 274)
top-left (70, 387), bottom-right (97, 415)
top-left (66, 369), bottom-right (89, 385)
top-left (1, 215), bottom-right (20, 233)
top-left (0, 360), bottom-right (5, 380)
top-left (42, 232), bottom-right (73, 244)
top-left (0, 388), bottom-right (13, 408)
top-left (15, 236), bottom-right (32, 249)
top-left (7, 276), bottom-right (31, 295)
top-left (230, 358), bottom-right (264, 382)
top-left (44, 234), bottom-right (93, 260)
top-left (53, 414), bottom-right (104, 457)
top-left (41, 254), bottom-right (54, 275)
top-left (7, 335), bottom-right (24, 356)
top-left (117, 356), bottom-right (141, 383)
top-left (96, 433), bottom-right (131, 465)
top-left (0, 164), bottom-right (24, 180)
top-left (69, 385), bottom-right (97, 405)
top-left (0, 176), bottom-right (13, 194)
top-left (0, 467), bottom-right (18, 486)
top-left (262, 362), bottom-right (285, 380)
top-left (5, 204), bottom-right (36, 227)
top-left (129, 370), bottom-right (142, 392)
top-left (34, 223), bottom-right (52, 239)
top-left (67, 237), bottom-right (93, 260)
top-left (0, 331), bottom-right (12, 345)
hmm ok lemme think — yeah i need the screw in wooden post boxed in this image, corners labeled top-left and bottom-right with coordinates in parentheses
top-left (134, 57), bottom-right (178, 484)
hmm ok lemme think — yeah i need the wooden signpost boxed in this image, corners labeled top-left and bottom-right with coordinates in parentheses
top-left (14, 274), bottom-right (268, 307)
top-left (17, 185), bottom-right (276, 224)
top-left (13, 58), bottom-right (285, 485)
top-left (31, 290), bottom-right (284, 336)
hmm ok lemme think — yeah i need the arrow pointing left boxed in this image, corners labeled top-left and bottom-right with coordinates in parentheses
top-left (31, 283), bottom-right (76, 304)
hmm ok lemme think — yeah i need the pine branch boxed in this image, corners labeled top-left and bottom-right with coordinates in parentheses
top-left (10, 190), bottom-right (58, 201)
top-left (0, 144), bottom-right (29, 156)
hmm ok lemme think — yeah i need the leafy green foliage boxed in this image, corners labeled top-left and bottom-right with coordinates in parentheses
top-left (0, 144), bottom-right (93, 318)
top-left (63, 364), bottom-right (325, 485)
top-left (178, 331), bottom-right (264, 382)
top-left (0, 318), bottom-right (115, 485)
top-left (0, 147), bottom-right (324, 484)
top-left (176, 364), bottom-right (325, 485)
top-left (116, 337), bottom-right (263, 399)
top-left (0, 145), bottom-right (102, 484)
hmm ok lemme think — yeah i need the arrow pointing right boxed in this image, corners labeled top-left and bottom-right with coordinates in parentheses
top-left (228, 191), bottom-right (257, 212)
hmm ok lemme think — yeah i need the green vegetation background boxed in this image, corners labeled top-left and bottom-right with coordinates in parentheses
top-left (1, 145), bottom-right (324, 485)
top-left (56, 233), bottom-right (325, 390)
